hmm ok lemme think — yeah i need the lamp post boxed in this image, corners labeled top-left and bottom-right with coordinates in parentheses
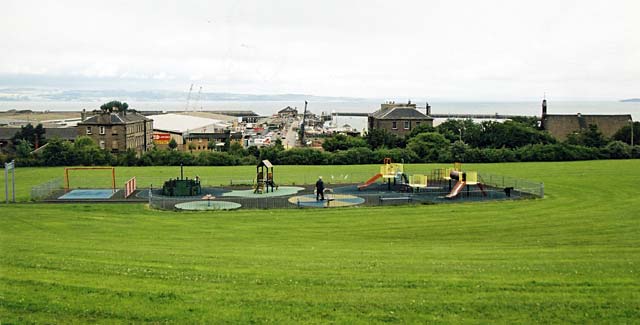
top-left (631, 118), bottom-right (634, 147)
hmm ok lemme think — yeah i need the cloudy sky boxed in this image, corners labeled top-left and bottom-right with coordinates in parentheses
top-left (1, 0), bottom-right (639, 100)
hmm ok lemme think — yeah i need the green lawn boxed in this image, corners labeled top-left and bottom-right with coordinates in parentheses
top-left (1, 160), bottom-right (639, 323)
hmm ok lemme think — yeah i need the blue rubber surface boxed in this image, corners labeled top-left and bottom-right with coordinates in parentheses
top-left (59, 189), bottom-right (117, 200)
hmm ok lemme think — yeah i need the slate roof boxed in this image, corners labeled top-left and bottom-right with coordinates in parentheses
top-left (370, 107), bottom-right (433, 120)
top-left (278, 106), bottom-right (297, 114)
top-left (0, 127), bottom-right (19, 140)
top-left (44, 127), bottom-right (78, 140)
top-left (0, 127), bottom-right (78, 141)
top-left (80, 112), bottom-right (151, 125)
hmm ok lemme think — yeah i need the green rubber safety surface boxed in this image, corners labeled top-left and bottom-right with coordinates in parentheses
top-left (174, 200), bottom-right (242, 211)
top-left (221, 186), bottom-right (304, 198)
top-left (288, 194), bottom-right (365, 208)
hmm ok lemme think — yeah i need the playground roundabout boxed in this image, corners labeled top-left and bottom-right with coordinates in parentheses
top-left (288, 194), bottom-right (365, 208)
top-left (174, 200), bottom-right (242, 211)
top-left (222, 186), bottom-right (304, 198)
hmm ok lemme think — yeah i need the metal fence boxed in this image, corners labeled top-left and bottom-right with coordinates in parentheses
top-left (30, 169), bottom-right (543, 209)
top-left (478, 172), bottom-right (544, 198)
top-left (31, 177), bottom-right (63, 201)
top-left (148, 177), bottom-right (543, 211)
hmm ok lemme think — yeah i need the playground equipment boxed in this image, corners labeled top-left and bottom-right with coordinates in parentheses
top-left (64, 167), bottom-right (116, 191)
top-left (408, 174), bottom-right (428, 192)
top-left (444, 165), bottom-right (486, 199)
top-left (359, 158), bottom-right (408, 190)
top-left (124, 177), bottom-right (137, 198)
top-left (254, 160), bottom-right (277, 193)
top-left (162, 164), bottom-right (202, 196)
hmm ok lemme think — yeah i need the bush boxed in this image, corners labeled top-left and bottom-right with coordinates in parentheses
top-left (373, 148), bottom-right (419, 163)
top-left (331, 147), bottom-right (376, 165)
top-left (603, 141), bottom-right (631, 159)
top-left (407, 132), bottom-right (450, 162)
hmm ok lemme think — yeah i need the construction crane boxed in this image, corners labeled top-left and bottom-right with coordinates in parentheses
top-left (185, 84), bottom-right (194, 112)
top-left (299, 100), bottom-right (308, 146)
top-left (194, 86), bottom-right (203, 111)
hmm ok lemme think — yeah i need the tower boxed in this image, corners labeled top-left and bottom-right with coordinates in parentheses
top-left (541, 98), bottom-right (548, 130)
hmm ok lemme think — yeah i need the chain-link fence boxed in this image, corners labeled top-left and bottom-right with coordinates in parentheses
top-left (30, 177), bottom-right (63, 201)
top-left (478, 172), bottom-right (544, 198)
top-left (30, 169), bottom-right (543, 209)
top-left (147, 173), bottom-right (543, 211)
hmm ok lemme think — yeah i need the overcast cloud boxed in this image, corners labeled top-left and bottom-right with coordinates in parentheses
top-left (1, 0), bottom-right (639, 100)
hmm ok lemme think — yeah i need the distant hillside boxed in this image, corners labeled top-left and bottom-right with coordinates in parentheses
top-left (0, 88), bottom-right (365, 103)
top-left (620, 98), bottom-right (640, 103)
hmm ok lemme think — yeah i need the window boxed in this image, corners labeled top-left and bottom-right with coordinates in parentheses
top-left (99, 140), bottom-right (105, 149)
top-left (112, 127), bottom-right (118, 135)
top-left (86, 127), bottom-right (92, 135)
top-left (99, 126), bottom-right (106, 135)
top-left (416, 122), bottom-right (421, 126)
top-left (404, 121), bottom-right (410, 130)
top-left (392, 121), bottom-right (397, 129)
top-left (112, 140), bottom-right (118, 149)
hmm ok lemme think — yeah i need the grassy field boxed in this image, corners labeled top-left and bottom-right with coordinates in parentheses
top-left (1, 160), bottom-right (639, 323)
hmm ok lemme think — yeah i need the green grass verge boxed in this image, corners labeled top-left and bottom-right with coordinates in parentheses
top-left (1, 160), bottom-right (639, 323)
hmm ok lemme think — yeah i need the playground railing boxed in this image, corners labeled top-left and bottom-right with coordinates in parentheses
top-left (478, 172), bottom-right (544, 198)
top-left (30, 177), bottom-right (63, 201)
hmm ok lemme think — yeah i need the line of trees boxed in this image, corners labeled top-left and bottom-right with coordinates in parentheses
top-left (1, 120), bottom-right (638, 167)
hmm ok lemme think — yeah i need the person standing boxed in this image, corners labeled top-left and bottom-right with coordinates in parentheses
top-left (315, 176), bottom-right (325, 200)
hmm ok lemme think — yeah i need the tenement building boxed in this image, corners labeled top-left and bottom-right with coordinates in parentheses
top-left (368, 101), bottom-right (434, 136)
top-left (77, 108), bottom-right (153, 155)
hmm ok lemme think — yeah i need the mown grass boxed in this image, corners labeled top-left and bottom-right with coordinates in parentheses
top-left (1, 160), bottom-right (639, 323)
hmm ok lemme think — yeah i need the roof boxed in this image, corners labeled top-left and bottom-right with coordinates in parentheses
top-left (44, 127), bottom-right (78, 140)
top-left (258, 160), bottom-right (273, 168)
top-left (0, 127), bottom-right (78, 141)
top-left (278, 106), bottom-right (297, 113)
top-left (0, 127), bottom-right (19, 140)
top-left (371, 107), bottom-right (433, 120)
top-left (80, 112), bottom-right (151, 125)
top-left (184, 132), bottom-right (243, 140)
top-left (149, 113), bottom-right (229, 133)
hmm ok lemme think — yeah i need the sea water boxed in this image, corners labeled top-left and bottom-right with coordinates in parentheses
top-left (1, 100), bottom-right (637, 132)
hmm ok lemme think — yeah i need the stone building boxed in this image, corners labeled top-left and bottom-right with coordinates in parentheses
top-left (77, 109), bottom-right (153, 155)
top-left (277, 106), bottom-right (298, 119)
top-left (540, 99), bottom-right (632, 141)
top-left (368, 101), bottom-right (434, 136)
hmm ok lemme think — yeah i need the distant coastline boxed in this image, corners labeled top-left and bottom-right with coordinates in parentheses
top-left (620, 98), bottom-right (640, 103)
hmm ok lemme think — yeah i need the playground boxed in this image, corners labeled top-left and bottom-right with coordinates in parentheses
top-left (32, 159), bottom-right (543, 210)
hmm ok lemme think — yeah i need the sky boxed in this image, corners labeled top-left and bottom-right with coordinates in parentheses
top-left (1, 0), bottom-right (639, 100)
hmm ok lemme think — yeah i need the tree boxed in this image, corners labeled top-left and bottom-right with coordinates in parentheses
top-left (321, 134), bottom-right (368, 152)
top-left (168, 138), bottom-right (178, 151)
top-left (566, 124), bottom-right (609, 148)
top-left (407, 132), bottom-right (450, 162)
top-left (15, 139), bottom-right (33, 158)
top-left (100, 101), bottom-right (129, 113)
top-left (12, 123), bottom-right (46, 149)
top-left (436, 119), bottom-right (480, 144)
top-left (188, 142), bottom-right (196, 154)
top-left (365, 128), bottom-right (404, 150)
top-left (612, 122), bottom-right (639, 145)
top-left (407, 124), bottom-right (436, 139)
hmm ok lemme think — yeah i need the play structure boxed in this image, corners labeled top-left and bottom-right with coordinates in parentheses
top-left (162, 164), bottom-right (202, 196)
top-left (35, 156), bottom-right (541, 209)
top-left (359, 158), bottom-right (409, 191)
top-left (254, 160), bottom-right (278, 193)
top-left (64, 167), bottom-right (116, 191)
top-left (443, 164), bottom-right (486, 199)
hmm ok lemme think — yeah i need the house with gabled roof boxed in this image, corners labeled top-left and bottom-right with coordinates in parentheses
top-left (77, 108), bottom-right (153, 155)
top-left (368, 101), bottom-right (433, 136)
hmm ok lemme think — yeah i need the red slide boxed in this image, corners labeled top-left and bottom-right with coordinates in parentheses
top-left (358, 173), bottom-right (382, 190)
top-left (445, 180), bottom-right (466, 199)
